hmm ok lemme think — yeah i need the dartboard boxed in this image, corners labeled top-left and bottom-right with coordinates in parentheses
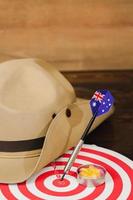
top-left (0, 144), bottom-right (133, 200)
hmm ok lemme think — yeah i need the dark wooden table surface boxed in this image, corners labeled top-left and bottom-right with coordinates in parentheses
top-left (63, 70), bottom-right (133, 160)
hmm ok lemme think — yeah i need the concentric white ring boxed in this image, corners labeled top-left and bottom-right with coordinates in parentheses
top-left (0, 144), bottom-right (133, 200)
top-left (26, 165), bottom-right (95, 200)
top-left (44, 174), bottom-right (77, 192)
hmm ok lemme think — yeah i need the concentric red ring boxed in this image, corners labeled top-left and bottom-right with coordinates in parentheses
top-left (35, 170), bottom-right (85, 196)
top-left (16, 158), bottom-right (113, 200)
top-left (0, 145), bottom-right (132, 200)
top-left (81, 147), bottom-right (133, 199)
top-left (0, 184), bottom-right (18, 200)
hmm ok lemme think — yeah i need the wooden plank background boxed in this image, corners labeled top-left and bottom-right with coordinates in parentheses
top-left (0, 0), bottom-right (133, 71)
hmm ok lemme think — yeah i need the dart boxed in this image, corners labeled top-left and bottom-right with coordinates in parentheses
top-left (61, 90), bottom-right (114, 181)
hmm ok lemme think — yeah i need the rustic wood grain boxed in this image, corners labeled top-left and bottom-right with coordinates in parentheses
top-left (63, 70), bottom-right (133, 159)
top-left (0, 0), bottom-right (133, 70)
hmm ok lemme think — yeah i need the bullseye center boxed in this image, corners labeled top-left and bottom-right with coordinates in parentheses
top-left (53, 178), bottom-right (70, 187)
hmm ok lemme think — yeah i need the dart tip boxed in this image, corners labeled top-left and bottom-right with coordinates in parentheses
top-left (61, 172), bottom-right (66, 181)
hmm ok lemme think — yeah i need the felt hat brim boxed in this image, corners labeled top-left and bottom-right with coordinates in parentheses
top-left (0, 98), bottom-right (114, 183)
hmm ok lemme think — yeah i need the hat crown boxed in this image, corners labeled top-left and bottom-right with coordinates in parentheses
top-left (0, 58), bottom-right (75, 140)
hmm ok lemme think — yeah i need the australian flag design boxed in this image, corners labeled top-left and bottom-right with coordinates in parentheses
top-left (90, 90), bottom-right (114, 117)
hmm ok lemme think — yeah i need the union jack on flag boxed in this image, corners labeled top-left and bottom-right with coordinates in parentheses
top-left (90, 90), bottom-right (114, 117)
top-left (92, 91), bottom-right (105, 103)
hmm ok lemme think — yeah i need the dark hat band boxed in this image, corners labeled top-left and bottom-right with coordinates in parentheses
top-left (0, 136), bottom-right (45, 152)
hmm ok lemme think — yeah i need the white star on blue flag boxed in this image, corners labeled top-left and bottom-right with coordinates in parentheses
top-left (90, 90), bottom-right (114, 116)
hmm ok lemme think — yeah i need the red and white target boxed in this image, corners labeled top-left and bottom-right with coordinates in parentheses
top-left (0, 144), bottom-right (133, 200)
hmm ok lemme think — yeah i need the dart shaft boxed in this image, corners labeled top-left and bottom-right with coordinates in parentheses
top-left (61, 112), bottom-right (97, 180)
top-left (81, 112), bottom-right (97, 141)
top-left (61, 139), bottom-right (84, 179)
